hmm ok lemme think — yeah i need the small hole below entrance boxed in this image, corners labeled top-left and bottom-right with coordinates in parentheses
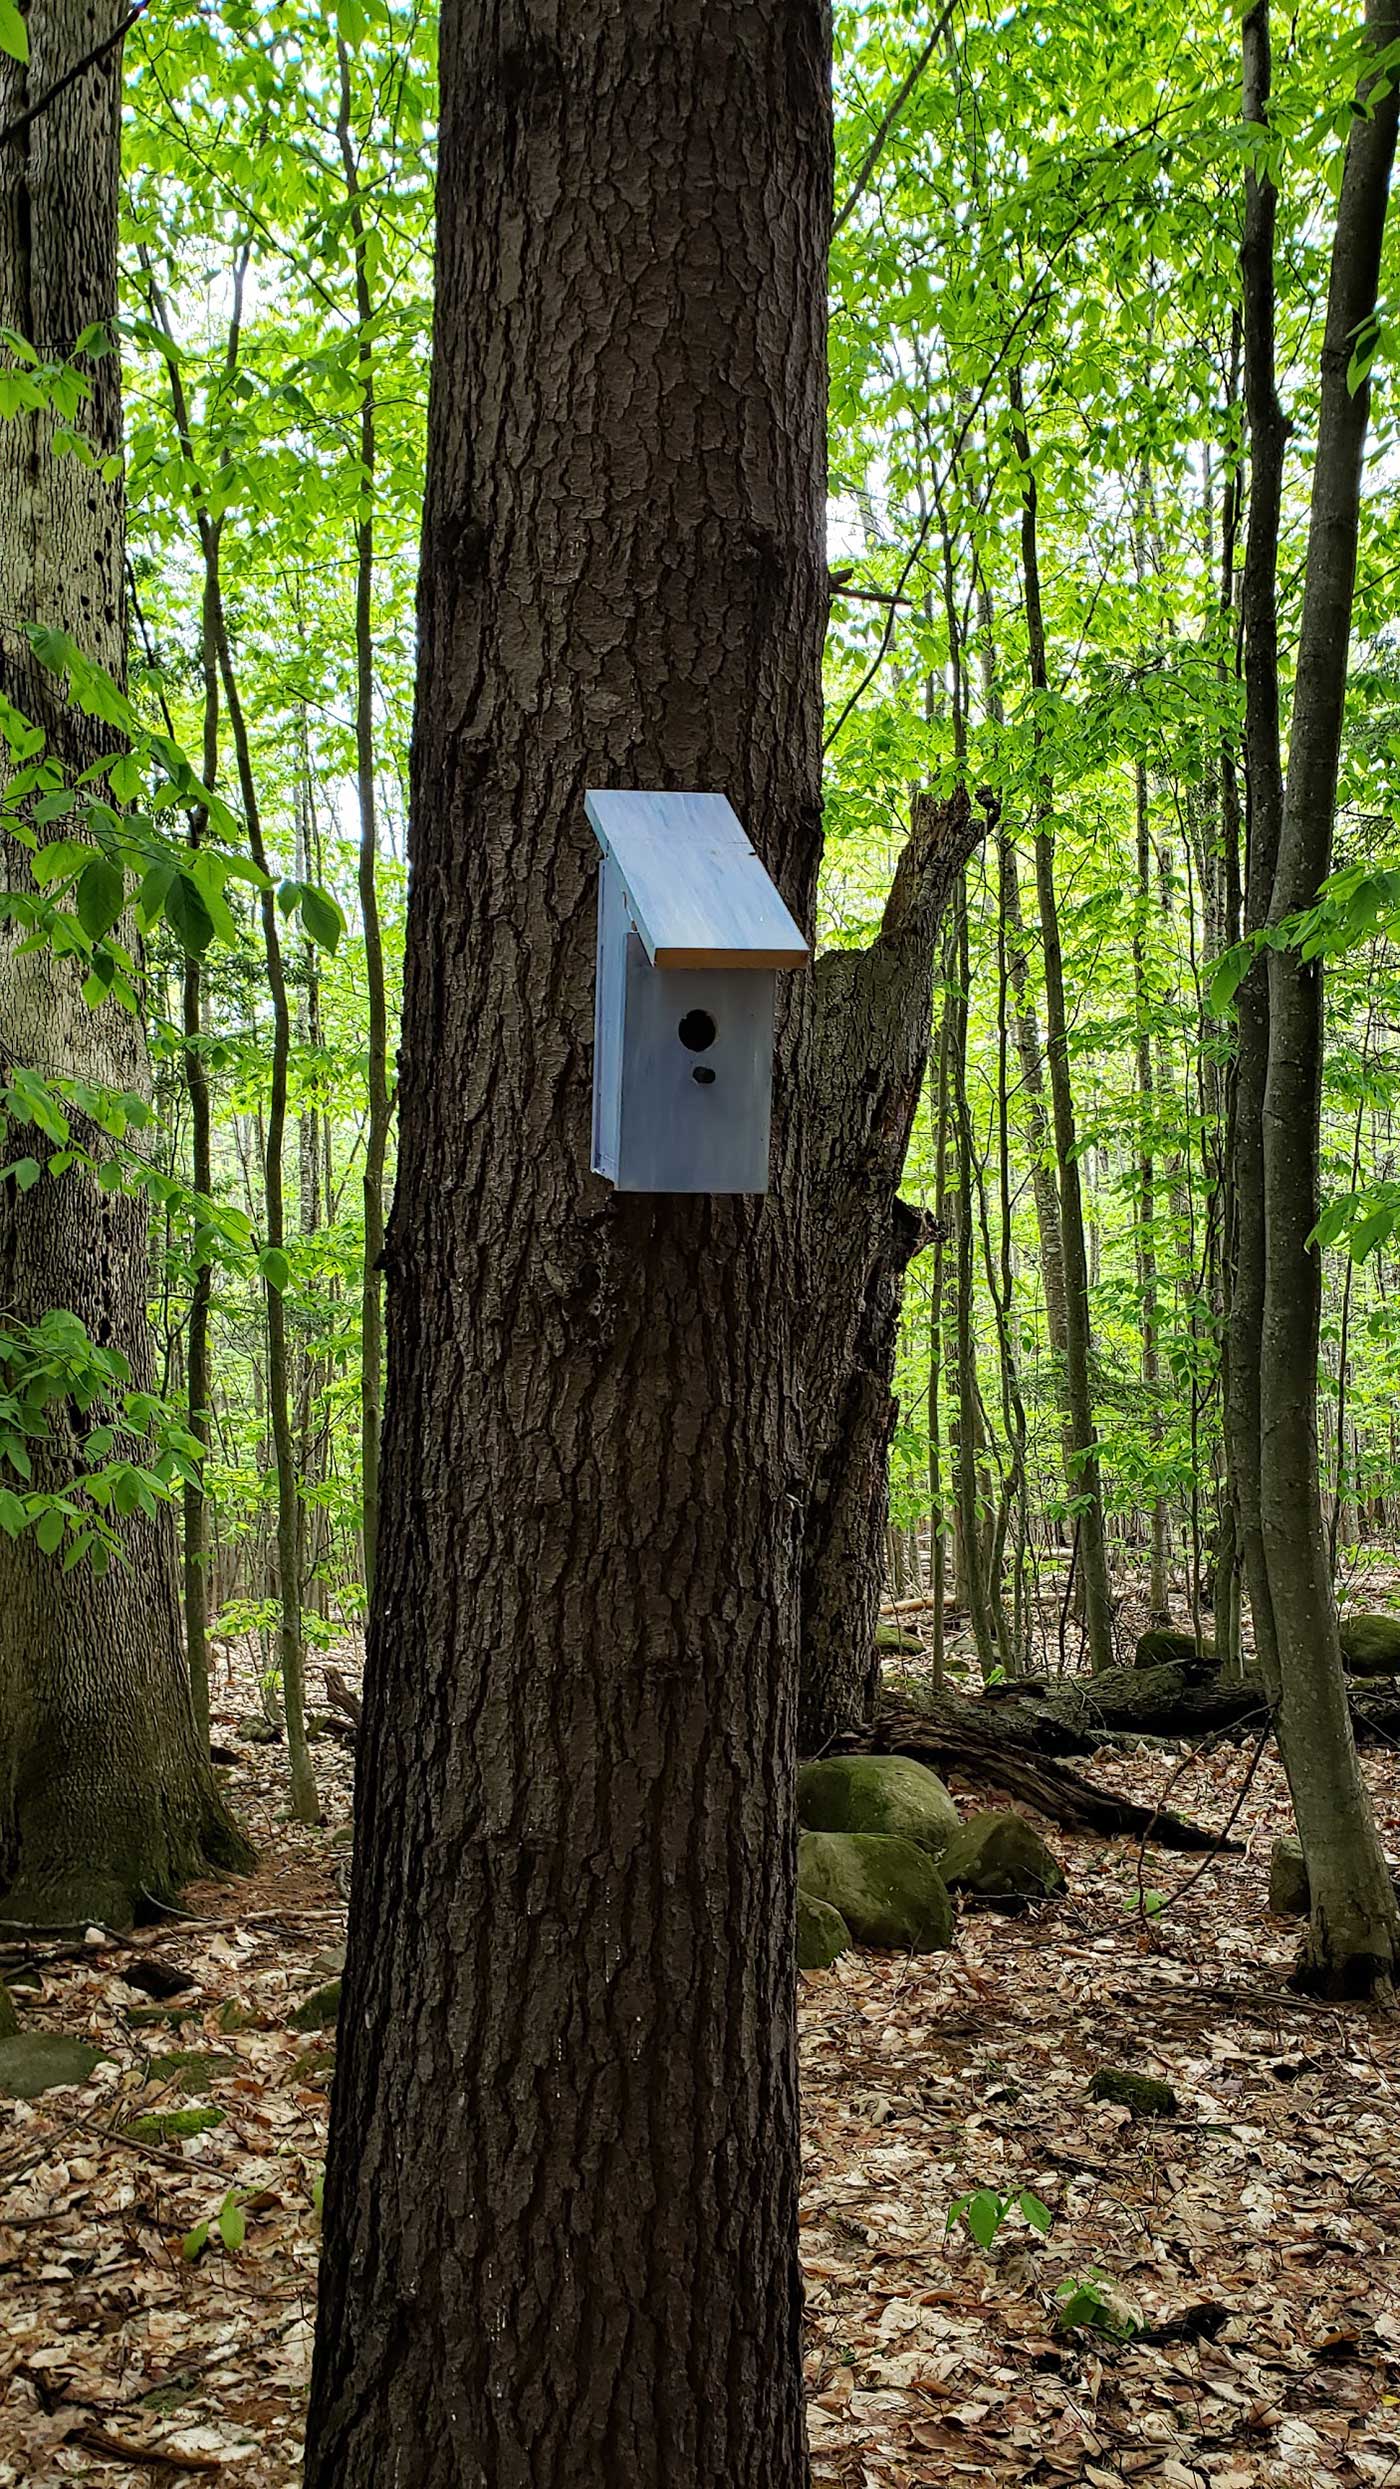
top-left (678, 1009), bottom-right (717, 1053)
top-left (692, 1067), bottom-right (717, 1086)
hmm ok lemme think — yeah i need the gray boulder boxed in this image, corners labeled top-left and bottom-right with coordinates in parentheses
top-left (1339, 1613), bottom-right (1400, 1676)
top-left (797, 1831), bottom-right (953, 1953)
top-left (1269, 1835), bottom-right (1310, 1917)
top-left (1134, 1627), bottom-right (1216, 1670)
top-left (0, 2034), bottom-right (103, 2099)
top-left (797, 1754), bottom-right (959, 1857)
top-left (875, 1622), bottom-right (923, 1657)
top-left (797, 1890), bottom-right (850, 1970)
top-left (938, 1809), bottom-right (1066, 1903)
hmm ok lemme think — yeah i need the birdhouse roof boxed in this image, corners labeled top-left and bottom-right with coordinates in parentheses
top-left (585, 790), bottom-right (809, 970)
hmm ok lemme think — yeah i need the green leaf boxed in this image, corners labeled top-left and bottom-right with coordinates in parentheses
top-left (966, 2190), bottom-right (1003, 2249)
top-left (108, 749), bottom-right (144, 804)
top-left (0, 0), bottom-right (29, 64)
top-left (299, 885), bottom-right (344, 954)
top-left (1019, 2190), bottom-right (1053, 2236)
top-left (258, 1245), bottom-right (291, 1294)
top-left (9, 1158), bottom-right (40, 1192)
top-left (75, 854), bottom-right (125, 941)
top-left (0, 1488), bottom-right (27, 1536)
top-left (135, 861), bottom-right (177, 929)
top-left (182, 2220), bottom-right (211, 2263)
top-left (164, 872), bottom-right (215, 957)
top-left (217, 2194), bottom-right (246, 2252)
top-left (1351, 1206), bottom-right (1395, 1263)
top-left (25, 623), bottom-right (76, 676)
top-left (1207, 942), bottom-right (1250, 1017)
top-left (34, 1507), bottom-right (64, 1556)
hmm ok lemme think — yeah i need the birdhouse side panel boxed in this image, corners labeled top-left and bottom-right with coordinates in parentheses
top-left (591, 857), bottom-right (630, 1183)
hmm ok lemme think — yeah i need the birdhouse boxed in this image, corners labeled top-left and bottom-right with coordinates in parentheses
top-left (586, 790), bottom-right (809, 1195)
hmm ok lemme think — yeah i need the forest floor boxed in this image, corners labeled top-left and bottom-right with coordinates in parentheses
top-left (4, 1636), bottom-right (1400, 2489)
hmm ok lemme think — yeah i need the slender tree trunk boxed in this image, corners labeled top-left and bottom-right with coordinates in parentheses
top-left (0, 0), bottom-right (247, 1921)
top-left (950, 878), bottom-right (1000, 1677)
top-left (1000, 835), bottom-right (1070, 1368)
top-left (305, 10), bottom-right (831, 2483)
top-left (1011, 375), bottom-right (1115, 1673)
top-left (927, 955), bottom-right (955, 1685)
top-left (796, 791), bottom-right (983, 1738)
top-left (336, 41), bottom-right (392, 1606)
top-left (146, 249), bottom-right (319, 1833)
top-left (1132, 759), bottom-right (1169, 1621)
top-left (1257, 0), bottom-right (1400, 1995)
top-left (209, 580), bottom-right (318, 1829)
top-left (182, 580), bottom-right (220, 1750)
top-left (1229, 0), bottom-right (1289, 1701)
top-left (1212, 348), bottom-right (1246, 1674)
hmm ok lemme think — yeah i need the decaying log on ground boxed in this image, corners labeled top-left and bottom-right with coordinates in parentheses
top-left (834, 1694), bottom-right (1243, 1851)
top-left (976, 1661), bottom-right (1400, 1748)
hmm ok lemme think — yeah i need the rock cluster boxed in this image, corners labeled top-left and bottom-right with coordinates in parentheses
top-left (793, 1754), bottom-right (1066, 1967)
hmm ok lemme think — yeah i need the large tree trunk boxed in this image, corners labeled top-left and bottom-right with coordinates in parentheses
top-left (796, 789), bottom-right (984, 1750)
top-left (1257, 0), bottom-right (1400, 1997)
top-left (304, 10), bottom-right (830, 2485)
top-left (0, 0), bottom-right (247, 1925)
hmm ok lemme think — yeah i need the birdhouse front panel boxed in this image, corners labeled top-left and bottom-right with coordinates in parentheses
top-left (587, 789), bottom-right (808, 1196)
top-left (615, 941), bottom-right (776, 1193)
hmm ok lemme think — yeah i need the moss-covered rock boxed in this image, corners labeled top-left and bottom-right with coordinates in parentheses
top-left (1134, 1628), bottom-right (1216, 1670)
top-left (797, 1890), bottom-right (850, 1970)
top-left (237, 1713), bottom-right (282, 1744)
top-left (1339, 1613), bottom-right (1400, 1676)
top-left (0, 2034), bottom-right (103, 2098)
top-left (797, 1754), bottom-right (959, 1857)
top-left (289, 1979), bottom-right (341, 2032)
top-left (875, 1622), bottom-right (923, 1657)
top-left (1268, 1835), bottom-right (1310, 1918)
top-left (1088, 2067), bottom-right (1178, 2119)
top-left (125, 2106), bottom-right (225, 2143)
top-left (124, 2003), bottom-right (203, 2028)
top-left (797, 1831), bottom-right (954, 1953)
top-left (937, 1809), bottom-right (1067, 1904)
top-left (147, 2050), bottom-right (238, 2093)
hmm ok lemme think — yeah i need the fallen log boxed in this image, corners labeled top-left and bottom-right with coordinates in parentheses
top-left (976, 1662), bottom-right (1400, 1750)
top-left (835, 1694), bottom-right (1243, 1852)
top-left (1021, 1663), bottom-right (1267, 1745)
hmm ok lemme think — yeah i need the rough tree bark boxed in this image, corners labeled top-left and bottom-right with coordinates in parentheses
top-left (304, 9), bottom-right (830, 2484)
top-left (796, 788), bottom-right (985, 1750)
top-left (1256, 0), bottom-right (1400, 1995)
top-left (0, 0), bottom-right (247, 1923)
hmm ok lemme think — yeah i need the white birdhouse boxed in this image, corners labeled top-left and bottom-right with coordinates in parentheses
top-left (586, 790), bottom-right (809, 1195)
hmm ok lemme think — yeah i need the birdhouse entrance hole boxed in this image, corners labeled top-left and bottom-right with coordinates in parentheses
top-left (678, 1009), bottom-right (716, 1052)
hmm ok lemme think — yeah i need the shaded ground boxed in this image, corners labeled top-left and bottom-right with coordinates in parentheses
top-left (3, 1637), bottom-right (1400, 2487)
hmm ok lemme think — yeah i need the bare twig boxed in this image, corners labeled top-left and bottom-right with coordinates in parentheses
top-left (832, 6), bottom-right (958, 236)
